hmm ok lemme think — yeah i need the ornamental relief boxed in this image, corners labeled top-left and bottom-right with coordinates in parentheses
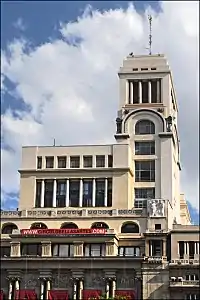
top-left (84, 270), bottom-right (104, 289)
top-left (116, 271), bottom-right (135, 289)
top-left (21, 273), bottom-right (39, 290)
top-left (52, 272), bottom-right (72, 289)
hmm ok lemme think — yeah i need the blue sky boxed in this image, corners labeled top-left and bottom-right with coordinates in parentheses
top-left (1, 1), bottom-right (199, 224)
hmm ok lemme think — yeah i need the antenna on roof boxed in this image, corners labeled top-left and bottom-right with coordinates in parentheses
top-left (148, 15), bottom-right (152, 55)
top-left (53, 138), bottom-right (56, 146)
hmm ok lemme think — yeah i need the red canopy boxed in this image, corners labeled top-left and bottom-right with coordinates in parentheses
top-left (48, 290), bottom-right (68, 300)
top-left (15, 290), bottom-right (37, 300)
top-left (82, 289), bottom-right (102, 299)
top-left (115, 290), bottom-right (136, 299)
top-left (0, 290), bottom-right (4, 300)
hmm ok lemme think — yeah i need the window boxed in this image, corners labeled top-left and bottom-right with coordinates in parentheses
top-left (69, 180), bottom-right (80, 207)
top-left (44, 180), bottom-right (53, 207)
top-left (189, 242), bottom-right (195, 259)
top-left (96, 155), bottom-right (105, 167)
top-left (186, 275), bottom-right (199, 281)
top-left (46, 156), bottom-right (54, 168)
top-left (142, 81), bottom-right (148, 103)
top-left (52, 244), bottom-right (74, 257)
top-left (107, 178), bottom-right (112, 207)
top-left (179, 241), bottom-right (184, 259)
top-left (135, 188), bottom-right (155, 199)
top-left (121, 222), bottom-right (139, 233)
top-left (91, 222), bottom-right (109, 229)
top-left (108, 155), bottom-right (113, 167)
top-left (95, 179), bottom-right (105, 207)
top-left (135, 120), bottom-right (155, 135)
top-left (2, 223), bottom-right (18, 234)
top-left (70, 156), bottom-right (80, 168)
top-left (133, 81), bottom-right (139, 104)
top-left (135, 141), bottom-right (155, 155)
top-left (37, 157), bottom-right (42, 169)
top-left (150, 240), bottom-right (162, 256)
top-left (30, 223), bottom-right (47, 229)
top-left (185, 295), bottom-right (199, 300)
top-left (21, 244), bottom-right (42, 256)
top-left (155, 224), bottom-right (161, 230)
top-left (56, 180), bottom-right (66, 207)
top-left (83, 156), bottom-right (93, 168)
top-left (84, 244), bottom-right (105, 257)
top-left (118, 247), bottom-right (140, 257)
top-left (57, 156), bottom-right (67, 168)
top-left (35, 180), bottom-right (42, 208)
top-left (151, 79), bottom-right (161, 103)
top-left (82, 180), bottom-right (93, 207)
top-left (1, 246), bottom-right (11, 257)
top-left (135, 161), bottom-right (155, 182)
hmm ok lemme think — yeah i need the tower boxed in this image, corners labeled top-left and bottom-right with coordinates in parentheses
top-left (115, 53), bottom-right (181, 227)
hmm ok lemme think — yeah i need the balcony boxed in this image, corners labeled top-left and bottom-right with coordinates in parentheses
top-left (170, 259), bottom-right (199, 265)
top-left (1, 208), bottom-right (145, 219)
top-left (170, 280), bottom-right (200, 288)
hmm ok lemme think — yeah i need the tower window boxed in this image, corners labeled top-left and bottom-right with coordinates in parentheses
top-left (155, 224), bottom-right (161, 230)
top-left (46, 156), bottom-right (54, 168)
top-left (69, 180), bottom-right (80, 207)
top-left (151, 79), bottom-right (161, 103)
top-left (56, 180), bottom-right (66, 207)
top-left (83, 156), bottom-right (93, 168)
top-left (135, 160), bottom-right (155, 182)
top-left (135, 120), bottom-right (155, 135)
top-left (70, 156), bottom-right (80, 168)
top-left (142, 81), bottom-right (148, 103)
top-left (108, 155), bottom-right (113, 167)
top-left (96, 155), bottom-right (105, 168)
top-left (37, 157), bottom-right (42, 169)
top-left (133, 81), bottom-right (139, 104)
top-left (57, 156), bottom-right (67, 168)
top-left (44, 180), bottom-right (53, 207)
top-left (135, 141), bottom-right (155, 155)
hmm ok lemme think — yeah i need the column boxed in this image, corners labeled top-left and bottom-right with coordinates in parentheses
top-left (73, 281), bottom-right (77, 300)
top-left (46, 280), bottom-right (51, 300)
top-left (106, 280), bottom-right (110, 299)
top-left (177, 242), bottom-right (179, 256)
top-left (112, 280), bottom-right (116, 298)
top-left (130, 81), bottom-right (133, 104)
top-left (92, 178), bottom-right (96, 207)
top-left (163, 239), bottom-right (166, 256)
top-left (15, 279), bottom-right (19, 291)
top-left (187, 242), bottom-right (189, 256)
top-left (104, 178), bottom-right (108, 207)
top-left (145, 240), bottom-right (149, 256)
top-left (148, 80), bottom-right (151, 103)
top-left (194, 242), bottom-right (196, 255)
top-left (79, 179), bottom-right (83, 207)
top-left (40, 281), bottom-right (44, 300)
top-left (184, 242), bottom-right (187, 255)
top-left (150, 240), bottom-right (153, 256)
top-left (197, 242), bottom-right (199, 254)
top-left (40, 180), bottom-right (45, 207)
top-left (105, 155), bottom-right (108, 168)
top-left (65, 179), bottom-right (69, 207)
top-left (79, 279), bottom-right (83, 299)
top-left (53, 179), bottom-right (57, 207)
top-left (139, 81), bottom-right (142, 103)
top-left (8, 280), bottom-right (13, 300)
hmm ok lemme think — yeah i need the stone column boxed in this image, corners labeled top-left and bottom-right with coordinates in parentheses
top-left (139, 81), bottom-right (142, 103)
top-left (92, 178), bottom-right (96, 207)
top-left (10, 241), bottom-right (21, 257)
top-left (74, 241), bottom-right (83, 257)
top-left (145, 240), bottom-right (149, 256)
top-left (40, 280), bottom-right (44, 300)
top-left (197, 242), bottom-right (199, 255)
top-left (8, 280), bottom-right (13, 300)
top-left (79, 279), bottom-right (83, 299)
top-left (112, 279), bottom-right (116, 298)
top-left (46, 279), bottom-right (51, 300)
top-left (184, 242), bottom-right (187, 255)
top-left (148, 81), bottom-right (151, 103)
top-left (150, 240), bottom-right (153, 256)
top-left (53, 179), bottom-right (57, 207)
top-left (65, 179), bottom-right (69, 207)
top-left (41, 241), bottom-right (51, 257)
top-left (15, 279), bottom-right (20, 291)
top-left (104, 178), bottom-right (108, 207)
top-left (41, 180), bottom-right (45, 207)
top-left (163, 239), bottom-right (166, 257)
top-left (79, 179), bottom-right (83, 207)
top-left (130, 81), bottom-right (133, 104)
top-left (106, 280), bottom-right (110, 299)
top-left (73, 280), bottom-right (77, 300)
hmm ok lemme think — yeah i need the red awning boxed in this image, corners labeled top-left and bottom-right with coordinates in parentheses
top-left (15, 289), bottom-right (37, 300)
top-left (48, 290), bottom-right (68, 300)
top-left (82, 290), bottom-right (101, 299)
top-left (0, 290), bottom-right (4, 300)
top-left (115, 290), bottom-right (136, 299)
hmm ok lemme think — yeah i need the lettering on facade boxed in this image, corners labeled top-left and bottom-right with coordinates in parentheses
top-left (57, 210), bottom-right (82, 216)
top-left (87, 210), bottom-right (112, 216)
top-left (118, 210), bottom-right (140, 215)
top-left (21, 228), bottom-right (107, 235)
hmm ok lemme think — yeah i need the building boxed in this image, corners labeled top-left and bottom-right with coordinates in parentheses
top-left (1, 54), bottom-right (199, 300)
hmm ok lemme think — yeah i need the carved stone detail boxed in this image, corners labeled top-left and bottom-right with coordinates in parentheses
top-left (84, 270), bottom-right (104, 289)
top-left (116, 271), bottom-right (135, 289)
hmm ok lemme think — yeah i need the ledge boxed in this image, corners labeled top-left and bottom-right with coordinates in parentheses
top-left (114, 134), bottom-right (130, 140)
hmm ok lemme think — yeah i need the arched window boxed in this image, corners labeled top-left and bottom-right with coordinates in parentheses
top-left (30, 222), bottom-right (47, 229)
top-left (135, 120), bottom-right (155, 135)
top-left (91, 222), bottom-right (109, 229)
top-left (60, 222), bottom-right (78, 229)
top-left (2, 223), bottom-right (18, 234)
top-left (121, 222), bottom-right (139, 233)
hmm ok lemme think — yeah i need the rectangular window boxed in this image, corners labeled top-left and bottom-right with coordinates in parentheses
top-left (37, 157), bottom-right (42, 169)
top-left (108, 155), bottom-right (113, 167)
top-left (151, 79), bottom-right (161, 103)
top-left (84, 244), bottom-right (105, 257)
top-left (96, 155), bottom-right (105, 168)
top-left (142, 81), bottom-right (148, 103)
top-left (35, 180), bottom-right (42, 208)
top-left (82, 180), bottom-right (93, 207)
top-left (189, 242), bottom-right (195, 259)
top-left (118, 247), bottom-right (140, 257)
top-left (44, 180), bottom-right (53, 207)
top-left (133, 81), bottom-right (139, 104)
top-left (151, 240), bottom-right (162, 256)
top-left (52, 244), bottom-right (74, 257)
top-left (155, 224), bottom-right (161, 230)
top-left (107, 178), bottom-right (112, 207)
top-left (56, 180), bottom-right (66, 207)
top-left (70, 156), bottom-right (80, 168)
top-left (135, 160), bottom-right (155, 182)
top-left (135, 188), bottom-right (155, 199)
top-left (21, 244), bottom-right (42, 256)
top-left (69, 180), bottom-right (80, 207)
top-left (83, 156), bottom-right (93, 168)
top-left (46, 156), bottom-right (54, 168)
top-left (1, 246), bottom-right (11, 257)
top-left (57, 156), bottom-right (67, 168)
top-left (179, 241), bottom-right (184, 259)
top-left (135, 141), bottom-right (155, 155)
top-left (95, 179), bottom-right (105, 207)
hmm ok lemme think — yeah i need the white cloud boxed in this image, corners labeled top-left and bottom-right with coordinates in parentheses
top-left (1, 1), bottom-right (199, 209)
top-left (13, 18), bottom-right (26, 31)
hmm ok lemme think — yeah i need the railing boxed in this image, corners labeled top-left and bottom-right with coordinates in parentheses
top-left (170, 259), bottom-right (199, 265)
top-left (1, 208), bottom-right (145, 218)
top-left (145, 229), bottom-right (168, 233)
top-left (170, 280), bottom-right (200, 287)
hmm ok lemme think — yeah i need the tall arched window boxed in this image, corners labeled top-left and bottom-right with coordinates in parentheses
top-left (2, 223), bottom-right (18, 234)
top-left (121, 222), bottom-right (139, 233)
top-left (60, 222), bottom-right (78, 229)
top-left (30, 223), bottom-right (47, 229)
top-left (91, 222), bottom-right (109, 229)
top-left (135, 120), bottom-right (155, 135)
